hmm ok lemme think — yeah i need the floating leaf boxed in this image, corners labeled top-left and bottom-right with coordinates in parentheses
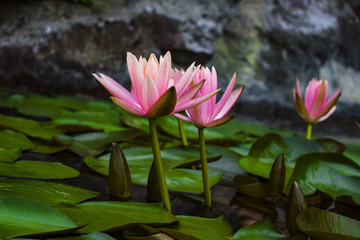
top-left (344, 144), bottom-right (360, 167)
top-left (84, 147), bottom-right (224, 193)
top-left (315, 138), bottom-right (345, 154)
top-left (239, 134), bottom-right (325, 183)
top-left (0, 196), bottom-right (78, 239)
top-left (0, 129), bottom-right (35, 150)
top-left (0, 147), bottom-right (22, 163)
top-left (47, 232), bottom-right (117, 240)
top-left (156, 117), bottom-right (250, 143)
top-left (232, 217), bottom-right (286, 239)
top-left (0, 114), bottom-right (65, 140)
top-left (0, 161), bottom-right (79, 179)
top-left (30, 139), bottom-right (67, 154)
top-left (285, 153), bottom-right (360, 204)
top-left (54, 129), bottom-right (142, 156)
top-left (297, 207), bottom-right (360, 240)
top-left (0, 178), bottom-right (98, 205)
top-left (158, 216), bottom-right (232, 240)
top-left (58, 202), bottom-right (177, 233)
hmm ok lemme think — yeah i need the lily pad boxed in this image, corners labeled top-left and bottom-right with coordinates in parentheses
top-left (0, 196), bottom-right (78, 239)
top-left (0, 129), bottom-right (35, 150)
top-left (0, 160), bottom-right (79, 179)
top-left (156, 116), bottom-right (249, 143)
top-left (54, 129), bottom-right (142, 156)
top-left (158, 216), bottom-right (233, 240)
top-left (238, 134), bottom-right (325, 183)
top-left (58, 201), bottom-right (177, 233)
top-left (285, 153), bottom-right (360, 204)
top-left (297, 207), bottom-right (360, 240)
top-left (0, 178), bottom-right (98, 205)
top-left (84, 147), bottom-right (224, 193)
top-left (30, 139), bottom-right (67, 154)
top-left (0, 147), bottom-right (22, 163)
top-left (232, 217), bottom-right (307, 240)
top-left (47, 232), bottom-right (117, 240)
top-left (0, 114), bottom-right (66, 140)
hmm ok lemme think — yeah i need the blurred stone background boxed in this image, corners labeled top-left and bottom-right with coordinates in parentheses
top-left (0, 0), bottom-right (359, 140)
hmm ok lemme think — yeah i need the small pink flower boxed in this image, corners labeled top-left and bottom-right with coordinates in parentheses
top-left (293, 78), bottom-right (341, 124)
top-left (94, 52), bottom-right (219, 119)
top-left (175, 66), bottom-right (244, 128)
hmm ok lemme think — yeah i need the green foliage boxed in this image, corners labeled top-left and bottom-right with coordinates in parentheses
top-left (84, 147), bottom-right (224, 193)
top-left (0, 196), bottom-right (78, 239)
top-left (0, 88), bottom-right (359, 239)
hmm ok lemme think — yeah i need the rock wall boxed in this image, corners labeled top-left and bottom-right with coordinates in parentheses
top-left (0, 0), bottom-right (359, 138)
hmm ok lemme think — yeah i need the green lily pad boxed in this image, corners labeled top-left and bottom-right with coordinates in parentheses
top-left (344, 144), bottom-right (360, 167)
top-left (158, 216), bottom-right (232, 240)
top-left (0, 160), bottom-right (79, 179)
top-left (238, 134), bottom-right (325, 183)
top-left (297, 207), bottom-right (360, 240)
top-left (58, 201), bottom-right (177, 233)
top-left (0, 147), bottom-right (22, 163)
top-left (0, 178), bottom-right (98, 205)
top-left (232, 217), bottom-right (307, 240)
top-left (54, 129), bottom-right (142, 156)
top-left (0, 114), bottom-right (66, 140)
top-left (286, 153), bottom-right (360, 204)
top-left (0, 196), bottom-right (78, 239)
top-left (84, 147), bottom-right (224, 193)
top-left (156, 116), bottom-right (250, 143)
top-left (232, 217), bottom-right (286, 239)
top-left (47, 232), bottom-right (116, 240)
top-left (0, 129), bottom-right (35, 150)
top-left (30, 139), bottom-right (67, 154)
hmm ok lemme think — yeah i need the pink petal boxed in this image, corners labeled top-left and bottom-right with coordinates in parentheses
top-left (176, 80), bottom-right (205, 105)
top-left (173, 89), bottom-right (220, 113)
top-left (154, 51), bottom-right (171, 95)
top-left (304, 79), bottom-right (317, 112)
top-left (93, 73), bottom-right (140, 108)
top-left (214, 86), bottom-right (244, 120)
top-left (210, 66), bottom-right (218, 106)
top-left (318, 106), bottom-right (336, 122)
top-left (212, 73), bottom-right (236, 119)
top-left (203, 115), bottom-right (234, 128)
top-left (141, 76), bottom-right (160, 111)
top-left (309, 80), bottom-right (326, 118)
top-left (324, 87), bottom-right (341, 108)
top-left (175, 62), bottom-right (196, 96)
top-left (127, 52), bottom-right (145, 100)
top-left (144, 54), bottom-right (159, 81)
top-left (110, 97), bottom-right (146, 117)
top-left (296, 78), bottom-right (302, 99)
top-left (174, 113), bottom-right (193, 124)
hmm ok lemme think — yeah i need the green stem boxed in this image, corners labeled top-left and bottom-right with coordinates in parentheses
top-left (149, 118), bottom-right (171, 212)
top-left (198, 127), bottom-right (212, 207)
top-left (306, 124), bottom-right (312, 140)
top-left (177, 118), bottom-right (188, 147)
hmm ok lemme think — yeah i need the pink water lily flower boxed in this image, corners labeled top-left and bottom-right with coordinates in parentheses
top-left (293, 78), bottom-right (341, 124)
top-left (175, 66), bottom-right (244, 128)
top-left (94, 52), bottom-right (219, 119)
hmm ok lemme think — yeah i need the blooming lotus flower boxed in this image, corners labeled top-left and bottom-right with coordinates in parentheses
top-left (293, 78), bottom-right (341, 124)
top-left (175, 66), bottom-right (244, 128)
top-left (94, 52), bottom-right (219, 119)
